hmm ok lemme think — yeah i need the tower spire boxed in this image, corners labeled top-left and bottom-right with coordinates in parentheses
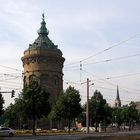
top-left (116, 85), bottom-right (120, 100)
top-left (38, 13), bottom-right (49, 35)
top-left (114, 85), bottom-right (121, 108)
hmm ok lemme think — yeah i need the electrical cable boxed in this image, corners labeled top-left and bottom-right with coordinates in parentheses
top-left (81, 69), bottom-right (140, 94)
top-left (81, 34), bottom-right (140, 62)
top-left (65, 34), bottom-right (140, 67)
top-left (83, 53), bottom-right (140, 66)
top-left (105, 72), bottom-right (140, 80)
top-left (0, 64), bottom-right (22, 72)
top-left (64, 53), bottom-right (140, 70)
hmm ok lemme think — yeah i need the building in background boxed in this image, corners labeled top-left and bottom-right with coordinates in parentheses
top-left (114, 85), bottom-right (121, 108)
top-left (135, 101), bottom-right (140, 111)
top-left (21, 14), bottom-right (65, 105)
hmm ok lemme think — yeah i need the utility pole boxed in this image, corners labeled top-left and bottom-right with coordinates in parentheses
top-left (81, 78), bottom-right (93, 133)
top-left (86, 78), bottom-right (89, 134)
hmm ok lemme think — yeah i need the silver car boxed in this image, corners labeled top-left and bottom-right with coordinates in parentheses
top-left (0, 127), bottom-right (16, 137)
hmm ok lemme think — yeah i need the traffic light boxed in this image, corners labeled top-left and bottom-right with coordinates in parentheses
top-left (11, 90), bottom-right (15, 98)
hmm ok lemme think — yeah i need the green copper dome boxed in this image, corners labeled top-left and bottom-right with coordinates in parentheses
top-left (29, 14), bottom-right (57, 49)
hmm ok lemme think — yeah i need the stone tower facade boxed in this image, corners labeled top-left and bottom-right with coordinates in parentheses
top-left (114, 85), bottom-right (121, 108)
top-left (21, 14), bottom-right (65, 105)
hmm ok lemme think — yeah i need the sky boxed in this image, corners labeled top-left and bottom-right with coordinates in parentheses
top-left (0, 0), bottom-right (140, 107)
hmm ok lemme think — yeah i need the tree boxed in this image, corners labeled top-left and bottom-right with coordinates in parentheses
top-left (1, 103), bottom-right (16, 128)
top-left (0, 93), bottom-right (4, 126)
top-left (112, 102), bottom-right (139, 131)
top-left (122, 102), bottom-right (139, 130)
top-left (0, 93), bottom-right (4, 117)
top-left (22, 81), bottom-right (50, 135)
top-left (1, 94), bottom-right (28, 129)
top-left (48, 94), bottom-right (64, 125)
top-left (112, 107), bottom-right (123, 130)
top-left (49, 86), bottom-right (83, 133)
top-left (89, 90), bottom-right (109, 131)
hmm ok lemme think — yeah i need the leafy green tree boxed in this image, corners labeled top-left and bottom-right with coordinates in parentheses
top-left (89, 90), bottom-right (109, 131)
top-left (0, 93), bottom-right (4, 117)
top-left (48, 94), bottom-right (65, 130)
top-left (1, 94), bottom-right (27, 129)
top-left (104, 104), bottom-right (112, 127)
top-left (112, 102), bottom-right (139, 130)
top-left (22, 81), bottom-right (50, 135)
top-left (13, 95), bottom-right (27, 126)
top-left (0, 93), bottom-right (4, 126)
top-left (112, 107), bottom-right (123, 130)
top-left (49, 86), bottom-right (83, 133)
top-left (122, 102), bottom-right (139, 130)
top-left (48, 94), bottom-right (64, 125)
top-left (1, 103), bottom-right (19, 128)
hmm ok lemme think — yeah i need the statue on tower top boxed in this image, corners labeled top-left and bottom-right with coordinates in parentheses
top-left (42, 13), bottom-right (45, 21)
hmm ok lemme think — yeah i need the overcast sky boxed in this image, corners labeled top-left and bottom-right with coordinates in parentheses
top-left (0, 0), bottom-right (140, 107)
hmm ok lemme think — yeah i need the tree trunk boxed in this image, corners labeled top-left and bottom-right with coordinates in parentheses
top-left (32, 100), bottom-right (36, 135)
top-left (95, 119), bottom-right (98, 132)
top-left (33, 116), bottom-right (36, 135)
top-left (68, 115), bottom-right (71, 134)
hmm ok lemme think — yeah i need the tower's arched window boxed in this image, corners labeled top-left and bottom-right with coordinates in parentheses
top-left (54, 75), bottom-right (59, 87)
top-left (29, 75), bottom-right (37, 82)
top-left (23, 76), bottom-right (27, 87)
top-left (40, 74), bottom-right (49, 87)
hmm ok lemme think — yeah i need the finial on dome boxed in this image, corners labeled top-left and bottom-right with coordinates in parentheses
top-left (42, 13), bottom-right (45, 21)
top-left (37, 13), bottom-right (49, 35)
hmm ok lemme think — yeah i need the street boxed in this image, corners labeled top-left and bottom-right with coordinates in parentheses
top-left (1, 131), bottom-right (140, 140)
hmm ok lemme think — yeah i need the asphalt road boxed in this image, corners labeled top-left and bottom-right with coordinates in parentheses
top-left (0, 135), bottom-right (83, 140)
top-left (1, 131), bottom-right (140, 140)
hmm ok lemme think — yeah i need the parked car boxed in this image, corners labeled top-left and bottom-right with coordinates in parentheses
top-left (0, 127), bottom-right (16, 137)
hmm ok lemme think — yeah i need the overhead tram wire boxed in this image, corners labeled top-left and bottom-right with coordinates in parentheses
top-left (93, 85), bottom-right (140, 94)
top-left (0, 73), bottom-right (22, 76)
top-left (64, 53), bottom-right (140, 70)
top-left (0, 80), bottom-right (22, 86)
top-left (105, 72), bottom-right (140, 80)
top-left (81, 69), bottom-right (140, 94)
top-left (0, 86), bottom-right (22, 90)
top-left (82, 69), bottom-right (116, 87)
top-left (80, 34), bottom-right (140, 62)
top-left (64, 79), bottom-right (81, 86)
top-left (0, 76), bottom-right (21, 82)
top-left (82, 53), bottom-right (140, 66)
top-left (0, 64), bottom-right (22, 72)
top-left (64, 78), bottom-right (140, 104)
top-left (0, 80), bottom-right (23, 85)
top-left (0, 84), bottom-right (21, 89)
top-left (80, 85), bottom-right (140, 105)
top-left (64, 66), bottom-right (140, 92)
top-left (81, 93), bottom-right (137, 104)
top-left (81, 95), bottom-right (138, 103)
top-left (64, 34), bottom-right (140, 67)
